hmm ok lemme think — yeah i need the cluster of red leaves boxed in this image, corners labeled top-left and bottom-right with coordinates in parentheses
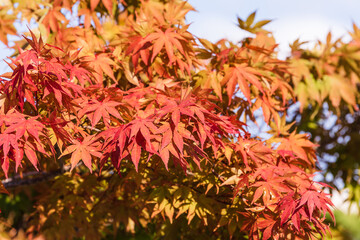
top-left (100, 87), bottom-right (243, 172)
top-left (229, 142), bottom-right (334, 239)
top-left (127, 26), bottom-right (196, 76)
top-left (0, 33), bottom-right (241, 177)
top-left (0, 110), bottom-right (50, 177)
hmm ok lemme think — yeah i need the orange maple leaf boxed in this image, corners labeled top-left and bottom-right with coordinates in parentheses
top-left (61, 135), bottom-right (102, 172)
top-left (222, 64), bottom-right (264, 103)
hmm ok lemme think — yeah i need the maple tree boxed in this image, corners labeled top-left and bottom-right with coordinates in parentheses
top-left (0, 1), bottom-right (340, 239)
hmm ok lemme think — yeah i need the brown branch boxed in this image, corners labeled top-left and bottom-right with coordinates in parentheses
top-left (2, 171), bottom-right (61, 189)
top-left (2, 166), bottom-right (71, 189)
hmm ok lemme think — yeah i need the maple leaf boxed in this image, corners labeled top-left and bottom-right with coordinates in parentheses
top-left (42, 7), bottom-right (68, 32)
top-left (61, 135), bottom-right (102, 172)
top-left (102, 0), bottom-right (113, 13)
top-left (326, 74), bottom-right (359, 110)
top-left (43, 111), bottom-right (71, 150)
top-left (89, 0), bottom-right (113, 14)
top-left (90, 0), bottom-right (101, 11)
top-left (275, 132), bottom-right (317, 166)
top-left (125, 119), bottom-right (159, 170)
top-left (163, 1), bottom-right (194, 25)
top-left (154, 94), bottom-right (238, 168)
top-left (4, 116), bottom-right (45, 143)
top-left (78, 97), bottom-right (124, 127)
top-left (127, 27), bottom-right (195, 75)
top-left (0, 112), bottom-right (51, 172)
top-left (255, 214), bottom-right (277, 240)
top-left (0, 133), bottom-right (21, 176)
top-left (251, 179), bottom-right (290, 205)
top-left (0, 7), bottom-right (17, 45)
top-left (235, 140), bottom-right (273, 168)
top-left (126, 35), bottom-right (152, 68)
top-left (2, 52), bottom-right (38, 110)
top-left (83, 53), bottom-right (117, 82)
top-left (145, 28), bottom-right (186, 63)
top-left (22, 29), bottom-right (47, 55)
top-left (298, 189), bottom-right (334, 222)
top-left (278, 192), bottom-right (297, 226)
top-left (78, 5), bottom-right (102, 31)
top-left (101, 113), bottom-right (159, 171)
top-left (65, 62), bottom-right (92, 87)
top-left (221, 64), bottom-right (264, 103)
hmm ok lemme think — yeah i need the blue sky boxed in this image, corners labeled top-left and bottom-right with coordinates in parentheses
top-left (186, 0), bottom-right (360, 57)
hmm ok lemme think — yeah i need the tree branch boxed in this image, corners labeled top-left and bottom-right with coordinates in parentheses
top-left (1, 165), bottom-right (71, 189)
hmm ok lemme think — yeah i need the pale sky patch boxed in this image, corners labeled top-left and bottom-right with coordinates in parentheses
top-left (186, 0), bottom-right (358, 58)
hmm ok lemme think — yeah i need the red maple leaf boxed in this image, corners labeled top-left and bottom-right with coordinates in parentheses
top-left (221, 64), bottom-right (264, 103)
top-left (78, 97), bottom-right (124, 127)
top-left (61, 135), bottom-right (102, 172)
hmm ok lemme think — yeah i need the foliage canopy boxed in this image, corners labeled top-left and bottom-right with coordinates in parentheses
top-left (2, 0), bottom-right (359, 239)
